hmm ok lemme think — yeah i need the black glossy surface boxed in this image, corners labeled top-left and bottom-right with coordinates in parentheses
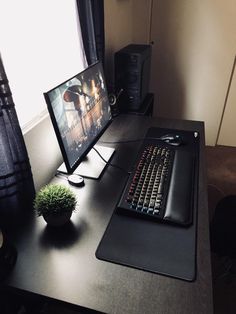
top-left (2, 115), bottom-right (213, 314)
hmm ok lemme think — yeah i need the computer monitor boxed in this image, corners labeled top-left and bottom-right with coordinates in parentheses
top-left (44, 61), bottom-right (114, 179)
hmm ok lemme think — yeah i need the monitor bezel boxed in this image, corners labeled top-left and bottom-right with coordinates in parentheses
top-left (44, 61), bottom-right (113, 174)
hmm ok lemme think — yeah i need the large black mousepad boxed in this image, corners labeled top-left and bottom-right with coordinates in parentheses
top-left (96, 127), bottom-right (199, 281)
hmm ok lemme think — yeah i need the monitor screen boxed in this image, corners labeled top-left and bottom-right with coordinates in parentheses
top-left (44, 61), bottom-right (112, 174)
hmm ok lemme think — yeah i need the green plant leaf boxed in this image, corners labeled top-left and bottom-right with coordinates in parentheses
top-left (34, 184), bottom-right (77, 216)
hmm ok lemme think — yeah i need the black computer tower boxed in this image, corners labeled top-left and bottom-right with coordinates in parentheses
top-left (115, 44), bottom-right (151, 111)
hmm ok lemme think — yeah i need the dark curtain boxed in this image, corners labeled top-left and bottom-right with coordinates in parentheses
top-left (77, 0), bottom-right (105, 65)
top-left (0, 56), bottom-right (35, 226)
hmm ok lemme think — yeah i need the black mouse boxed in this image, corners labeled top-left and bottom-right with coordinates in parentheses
top-left (160, 134), bottom-right (183, 146)
top-left (165, 137), bottom-right (183, 146)
top-left (160, 134), bottom-right (178, 141)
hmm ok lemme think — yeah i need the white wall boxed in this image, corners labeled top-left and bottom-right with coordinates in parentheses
top-left (132, 0), bottom-right (152, 44)
top-left (104, 0), bottom-right (134, 87)
top-left (149, 0), bottom-right (236, 145)
top-left (104, 0), bottom-right (152, 87)
top-left (217, 57), bottom-right (236, 146)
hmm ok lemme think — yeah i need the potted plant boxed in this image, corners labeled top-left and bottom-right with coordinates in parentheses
top-left (34, 184), bottom-right (77, 227)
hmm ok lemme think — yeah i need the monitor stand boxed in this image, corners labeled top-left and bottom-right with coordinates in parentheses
top-left (57, 145), bottom-right (115, 179)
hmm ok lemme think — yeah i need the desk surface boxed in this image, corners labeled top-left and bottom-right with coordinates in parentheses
top-left (3, 115), bottom-right (213, 314)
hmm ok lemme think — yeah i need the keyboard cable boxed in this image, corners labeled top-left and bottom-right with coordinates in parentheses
top-left (92, 146), bottom-right (131, 175)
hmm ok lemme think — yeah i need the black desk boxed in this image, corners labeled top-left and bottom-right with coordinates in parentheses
top-left (2, 115), bottom-right (213, 314)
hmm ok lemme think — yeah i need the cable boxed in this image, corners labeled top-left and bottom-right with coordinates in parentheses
top-left (99, 135), bottom-right (182, 145)
top-left (55, 172), bottom-right (68, 181)
top-left (92, 146), bottom-right (131, 175)
top-left (95, 135), bottom-right (182, 174)
top-left (98, 137), bottom-right (145, 144)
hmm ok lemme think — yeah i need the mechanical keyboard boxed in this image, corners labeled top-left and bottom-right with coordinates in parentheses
top-left (117, 139), bottom-right (195, 227)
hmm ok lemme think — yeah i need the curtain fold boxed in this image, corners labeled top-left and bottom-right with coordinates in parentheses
top-left (0, 56), bottom-right (35, 225)
top-left (77, 0), bottom-right (105, 65)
